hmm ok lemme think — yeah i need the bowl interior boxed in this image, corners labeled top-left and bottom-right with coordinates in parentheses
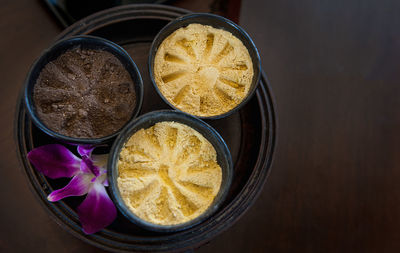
top-left (24, 35), bottom-right (144, 144)
top-left (149, 13), bottom-right (261, 119)
top-left (108, 110), bottom-right (233, 232)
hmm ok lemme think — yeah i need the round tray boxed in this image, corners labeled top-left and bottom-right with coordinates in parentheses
top-left (16, 4), bottom-right (276, 252)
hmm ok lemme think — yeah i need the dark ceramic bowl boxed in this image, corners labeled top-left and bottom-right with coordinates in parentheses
top-left (24, 35), bottom-right (144, 145)
top-left (108, 110), bottom-right (233, 232)
top-left (148, 13), bottom-right (261, 120)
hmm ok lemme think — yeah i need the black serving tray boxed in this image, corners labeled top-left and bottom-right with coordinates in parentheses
top-left (16, 4), bottom-right (276, 252)
top-left (43, 0), bottom-right (169, 27)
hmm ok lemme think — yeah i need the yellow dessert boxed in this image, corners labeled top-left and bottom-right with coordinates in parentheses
top-left (153, 23), bottom-right (254, 117)
top-left (117, 121), bottom-right (222, 225)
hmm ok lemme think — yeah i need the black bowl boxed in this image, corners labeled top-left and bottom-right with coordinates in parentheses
top-left (108, 110), bottom-right (233, 232)
top-left (148, 13), bottom-right (261, 120)
top-left (24, 35), bottom-right (144, 145)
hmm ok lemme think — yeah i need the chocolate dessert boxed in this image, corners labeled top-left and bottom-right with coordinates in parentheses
top-left (33, 47), bottom-right (136, 138)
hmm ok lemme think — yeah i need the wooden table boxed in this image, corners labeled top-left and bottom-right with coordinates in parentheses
top-left (1, 0), bottom-right (400, 252)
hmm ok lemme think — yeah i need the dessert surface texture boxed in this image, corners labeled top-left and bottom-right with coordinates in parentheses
top-left (154, 23), bottom-right (254, 117)
top-left (33, 47), bottom-right (136, 138)
top-left (117, 121), bottom-right (222, 225)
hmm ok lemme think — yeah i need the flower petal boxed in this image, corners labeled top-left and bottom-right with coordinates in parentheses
top-left (77, 183), bottom-right (117, 234)
top-left (92, 171), bottom-right (108, 185)
top-left (27, 144), bottom-right (81, 179)
top-left (91, 154), bottom-right (108, 169)
top-left (102, 178), bottom-right (109, 187)
top-left (81, 156), bottom-right (100, 177)
top-left (77, 145), bottom-right (95, 157)
top-left (47, 173), bottom-right (93, 201)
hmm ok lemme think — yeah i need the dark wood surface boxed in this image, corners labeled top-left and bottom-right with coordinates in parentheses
top-left (1, 0), bottom-right (400, 252)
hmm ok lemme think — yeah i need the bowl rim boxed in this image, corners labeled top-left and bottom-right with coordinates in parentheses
top-left (148, 12), bottom-right (261, 120)
top-left (107, 109), bottom-right (234, 232)
top-left (24, 34), bottom-right (144, 145)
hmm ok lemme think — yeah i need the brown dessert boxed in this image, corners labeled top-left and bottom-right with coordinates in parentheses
top-left (33, 47), bottom-right (136, 138)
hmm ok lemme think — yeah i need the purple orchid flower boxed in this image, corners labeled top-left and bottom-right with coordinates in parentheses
top-left (27, 144), bottom-right (117, 234)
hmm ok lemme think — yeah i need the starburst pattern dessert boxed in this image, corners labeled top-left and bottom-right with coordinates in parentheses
top-left (153, 23), bottom-right (254, 117)
top-left (117, 121), bottom-right (222, 225)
